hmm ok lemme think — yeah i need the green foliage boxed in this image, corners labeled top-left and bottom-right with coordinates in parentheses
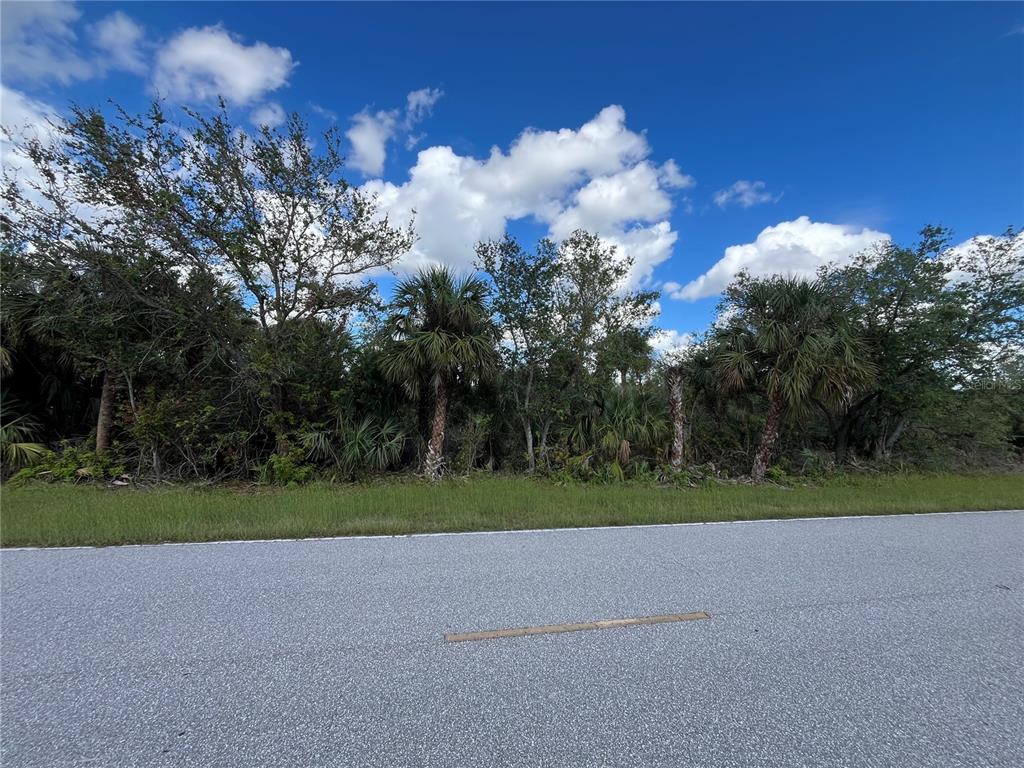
top-left (299, 415), bottom-right (407, 478)
top-left (12, 443), bottom-right (126, 484)
top-left (1, 394), bottom-right (47, 475)
top-left (797, 449), bottom-right (830, 479)
top-left (452, 413), bottom-right (493, 474)
top-left (714, 275), bottom-right (874, 415)
top-left (260, 450), bottom-right (314, 486)
top-left (382, 268), bottom-right (498, 396)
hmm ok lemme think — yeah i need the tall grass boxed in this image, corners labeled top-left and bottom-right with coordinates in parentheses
top-left (1, 473), bottom-right (1021, 548)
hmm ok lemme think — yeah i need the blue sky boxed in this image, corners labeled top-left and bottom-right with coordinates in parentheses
top-left (2, 1), bottom-right (1022, 350)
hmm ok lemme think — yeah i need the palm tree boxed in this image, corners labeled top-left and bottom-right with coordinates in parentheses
top-left (382, 268), bottom-right (498, 480)
top-left (713, 276), bottom-right (874, 482)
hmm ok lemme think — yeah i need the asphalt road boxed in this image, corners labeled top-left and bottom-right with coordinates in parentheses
top-left (2, 510), bottom-right (1022, 767)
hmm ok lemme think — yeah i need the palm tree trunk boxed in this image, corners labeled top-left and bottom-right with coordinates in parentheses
top-left (423, 380), bottom-right (448, 480)
top-left (834, 419), bottom-right (851, 464)
top-left (751, 394), bottom-right (784, 483)
top-left (95, 370), bottom-right (116, 454)
top-left (667, 368), bottom-right (685, 471)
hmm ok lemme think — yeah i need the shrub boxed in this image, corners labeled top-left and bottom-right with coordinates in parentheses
top-left (10, 443), bottom-right (126, 484)
top-left (260, 449), bottom-right (314, 486)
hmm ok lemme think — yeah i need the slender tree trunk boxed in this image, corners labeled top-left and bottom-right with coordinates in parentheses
top-left (423, 381), bottom-right (448, 480)
top-left (95, 370), bottom-right (116, 455)
top-left (886, 416), bottom-right (909, 457)
top-left (538, 418), bottom-right (552, 467)
top-left (522, 368), bottom-right (534, 471)
top-left (873, 416), bottom-right (908, 461)
top-left (523, 419), bottom-right (535, 472)
top-left (667, 368), bottom-right (686, 472)
top-left (751, 394), bottom-right (784, 483)
top-left (272, 384), bottom-right (290, 454)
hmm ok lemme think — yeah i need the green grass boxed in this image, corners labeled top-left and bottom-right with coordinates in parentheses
top-left (1, 473), bottom-right (1021, 548)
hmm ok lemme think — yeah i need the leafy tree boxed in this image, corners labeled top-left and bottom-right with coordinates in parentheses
top-left (819, 227), bottom-right (1024, 462)
top-left (0, 235), bottom-right (242, 454)
top-left (547, 230), bottom-right (658, 462)
top-left (476, 235), bottom-right (560, 471)
top-left (3, 102), bottom-right (415, 451)
top-left (712, 275), bottom-right (874, 482)
top-left (382, 268), bottom-right (498, 479)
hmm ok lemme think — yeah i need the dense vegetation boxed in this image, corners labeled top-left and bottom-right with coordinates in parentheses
top-left (2, 104), bottom-right (1022, 487)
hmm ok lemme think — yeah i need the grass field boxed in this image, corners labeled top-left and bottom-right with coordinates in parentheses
top-left (1, 473), bottom-right (1021, 548)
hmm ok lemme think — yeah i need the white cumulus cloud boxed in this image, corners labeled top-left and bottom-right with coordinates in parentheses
top-left (90, 11), bottom-right (146, 75)
top-left (362, 105), bottom-right (686, 287)
top-left (714, 179), bottom-right (780, 209)
top-left (347, 87), bottom-right (445, 174)
top-left (659, 159), bottom-right (696, 189)
top-left (672, 216), bottom-right (889, 300)
top-left (152, 25), bottom-right (294, 105)
top-left (346, 109), bottom-right (399, 176)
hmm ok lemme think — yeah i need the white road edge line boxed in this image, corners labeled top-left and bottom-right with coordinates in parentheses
top-left (1, 508), bottom-right (1020, 553)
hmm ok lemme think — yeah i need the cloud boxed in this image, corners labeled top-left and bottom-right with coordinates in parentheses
top-left (403, 87), bottom-right (444, 149)
top-left (551, 163), bottom-right (673, 236)
top-left (405, 87), bottom-right (444, 127)
top-left (90, 11), bottom-right (146, 75)
top-left (659, 159), bottom-right (696, 190)
top-left (673, 216), bottom-right (889, 300)
top-left (1, 3), bottom-right (149, 84)
top-left (0, 0), bottom-right (93, 85)
top-left (363, 105), bottom-right (683, 287)
top-left (152, 25), bottom-right (294, 105)
top-left (309, 103), bottom-right (337, 121)
top-left (0, 85), bottom-right (59, 142)
top-left (250, 102), bottom-right (286, 129)
top-left (650, 329), bottom-right (695, 356)
top-left (347, 87), bottom-right (445, 174)
top-left (346, 109), bottom-right (399, 176)
top-left (713, 179), bottom-right (780, 209)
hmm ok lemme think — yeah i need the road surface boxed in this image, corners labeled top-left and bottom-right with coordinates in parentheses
top-left (2, 510), bottom-right (1022, 767)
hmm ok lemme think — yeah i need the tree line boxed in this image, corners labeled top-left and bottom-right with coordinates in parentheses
top-left (2, 104), bottom-right (1021, 483)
